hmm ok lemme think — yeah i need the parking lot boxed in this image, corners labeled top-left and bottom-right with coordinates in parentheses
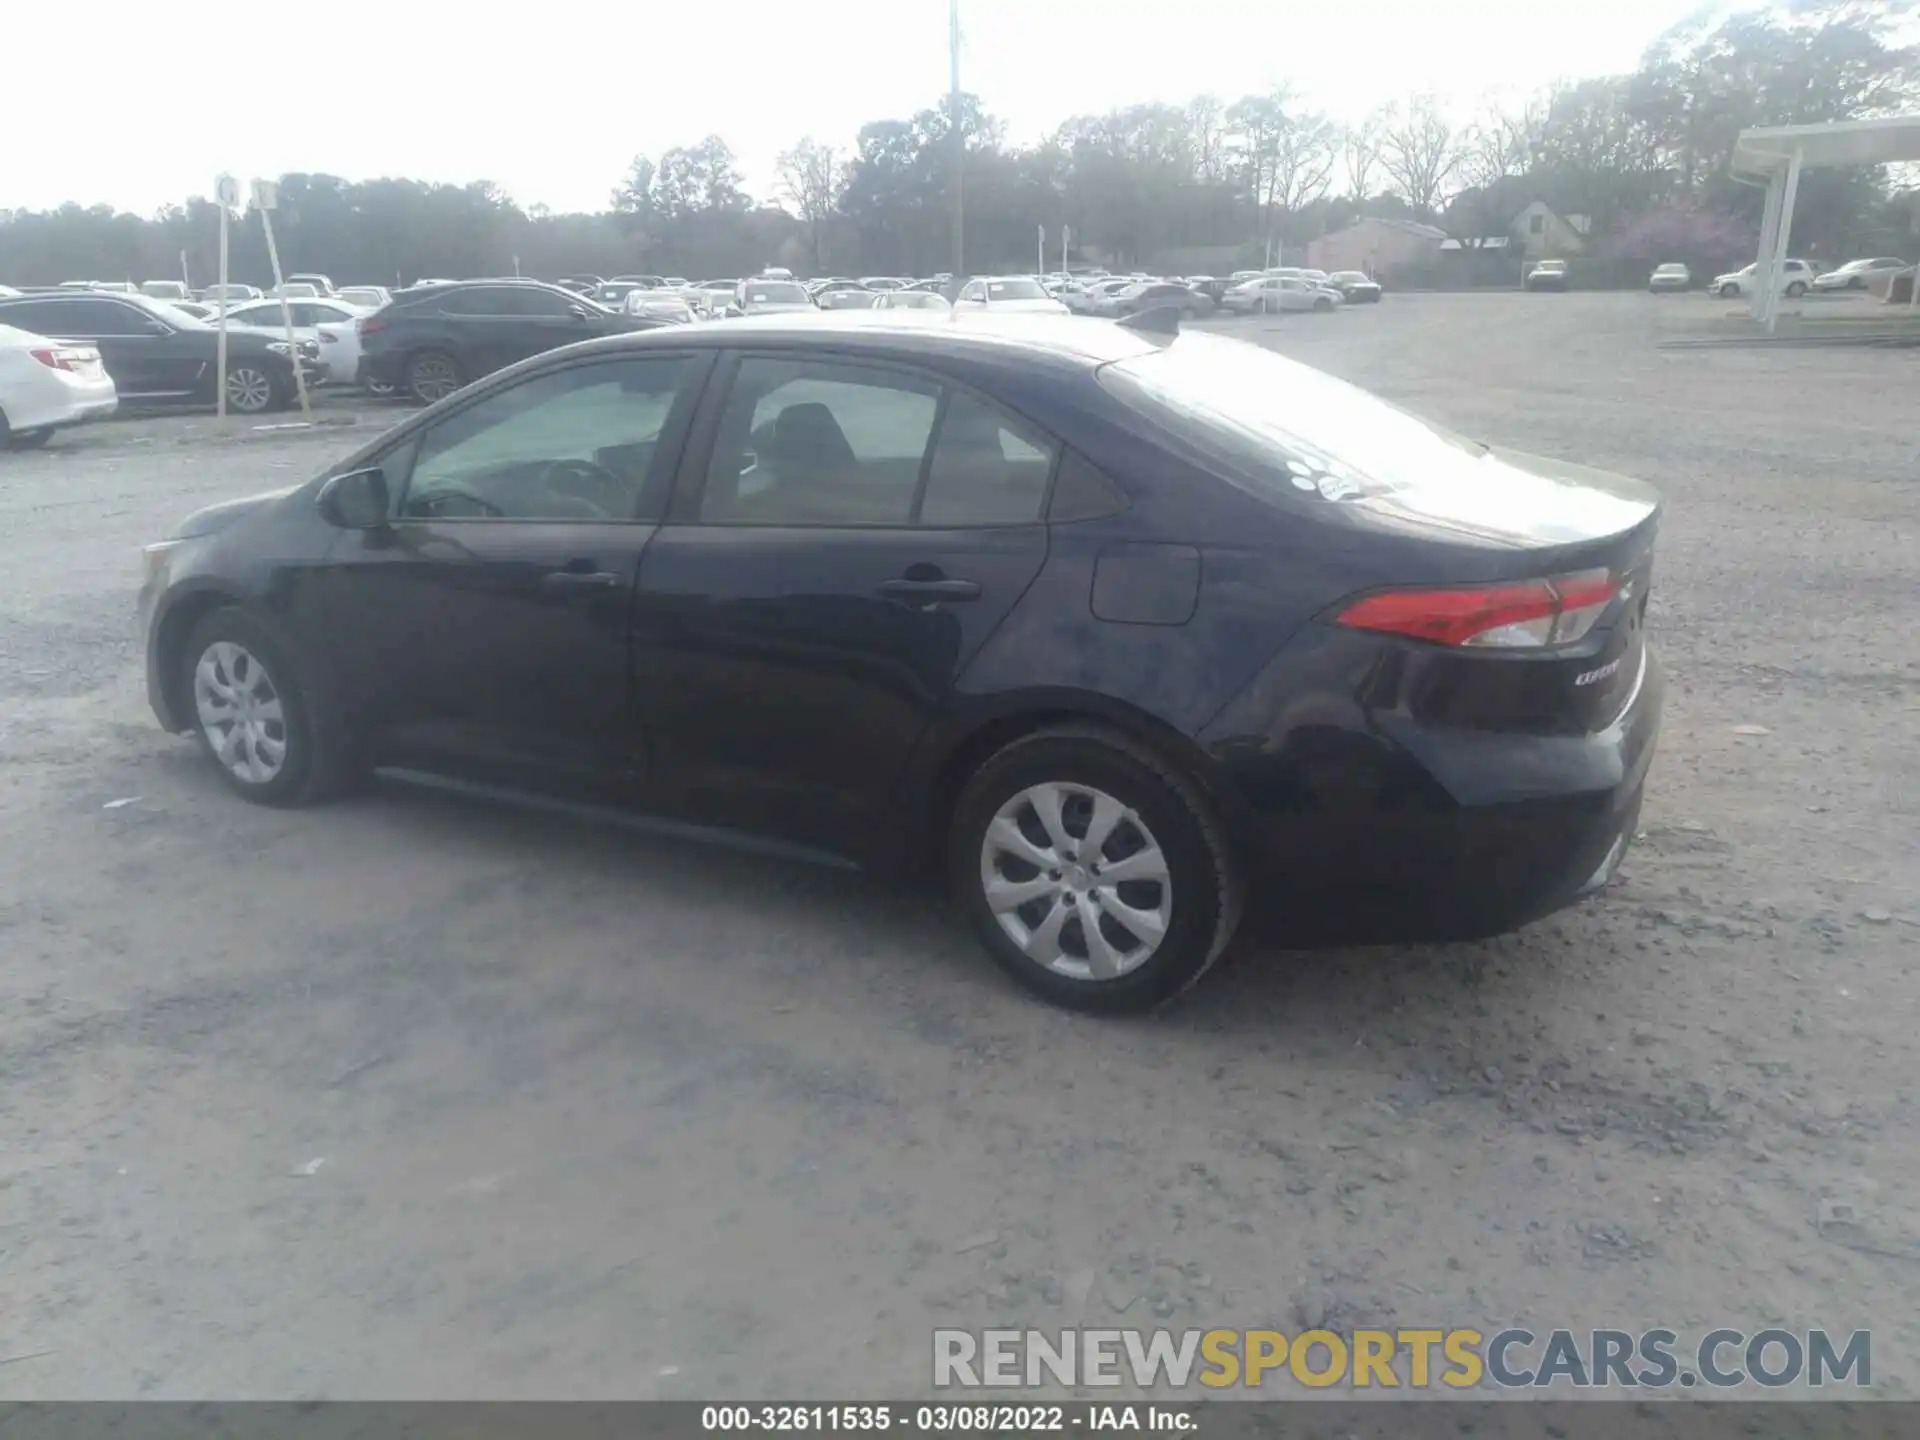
top-left (2, 291), bottom-right (1915, 1399)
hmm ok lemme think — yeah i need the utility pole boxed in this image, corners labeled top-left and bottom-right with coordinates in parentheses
top-left (949, 0), bottom-right (964, 286)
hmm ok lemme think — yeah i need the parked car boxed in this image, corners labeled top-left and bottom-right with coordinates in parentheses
top-left (268, 283), bottom-right (321, 300)
top-left (0, 322), bottom-right (117, 448)
top-left (199, 284), bottom-right (263, 309)
top-left (356, 279), bottom-right (662, 404)
top-left (815, 285), bottom-right (880, 312)
top-left (622, 291), bottom-right (698, 325)
top-left (758, 267), bottom-right (796, 280)
top-left (140, 280), bottom-right (191, 302)
top-left (724, 279), bottom-right (817, 317)
top-left (1221, 276), bottom-right (1340, 314)
top-left (138, 312), bottom-right (1664, 1012)
top-left (860, 277), bottom-right (909, 291)
top-left (870, 290), bottom-right (952, 313)
top-left (557, 275), bottom-right (604, 294)
top-left (1327, 271), bottom-right (1383, 303)
top-left (1811, 257), bottom-right (1910, 292)
top-left (1084, 278), bottom-right (1148, 317)
top-left (336, 286), bottom-right (391, 311)
top-left (171, 301), bottom-right (216, 321)
top-left (806, 277), bottom-right (867, 297)
top-left (1648, 262), bottom-right (1691, 293)
top-left (1525, 259), bottom-right (1570, 292)
top-left (1711, 260), bottom-right (1813, 298)
top-left (286, 274), bottom-right (339, 297)
top-left (594, 281), bottom-right (655, 308)
top-left (1112, 281), bottom-right (1214, 319)
top-left (220, 298), bottom-right (371, 386)
top-left (0, 291), bottom-right (317, 414)
top-left (954, 277), bottom-right (1071, 315)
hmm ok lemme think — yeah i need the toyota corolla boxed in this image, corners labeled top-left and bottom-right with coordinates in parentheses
top-left (138, 310), bottom-right (1661, 1012)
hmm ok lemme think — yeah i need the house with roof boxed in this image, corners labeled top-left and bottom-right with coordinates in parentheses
top-left (1307, 217), bottom-right (1450, 283)
top-left (1512, 200), bottom-right (1591, 259)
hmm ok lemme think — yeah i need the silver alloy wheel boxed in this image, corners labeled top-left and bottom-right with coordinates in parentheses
top-left (410, 354), bottom-right (458, 402)
top-left (193, 640), bottom-right (289, 784)
top-left (226, 365), bottom-right (273, 413)
top-left (980, 781), bottom-right (1173, 981)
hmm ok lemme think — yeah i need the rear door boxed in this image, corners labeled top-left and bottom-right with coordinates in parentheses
top-left (436, 284), bottom-right (534, 377)
top-left (632, 352), bottom-right (1055, 855)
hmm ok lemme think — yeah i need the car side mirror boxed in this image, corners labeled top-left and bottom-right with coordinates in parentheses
top-left (317, 466), bottom-right (391, 530)
top-left (569, 304), bottom-right (589, 319)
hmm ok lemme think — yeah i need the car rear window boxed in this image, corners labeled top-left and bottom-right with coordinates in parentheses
top-left (1098, 332), bottom-right (1491, 503)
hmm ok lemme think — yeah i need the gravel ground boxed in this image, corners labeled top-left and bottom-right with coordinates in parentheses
top-left (1, 293), bottom-right (1915, 1400)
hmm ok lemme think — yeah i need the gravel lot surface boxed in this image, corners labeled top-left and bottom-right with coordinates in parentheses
top-left (1, 293), bottom-right (1915, 1400)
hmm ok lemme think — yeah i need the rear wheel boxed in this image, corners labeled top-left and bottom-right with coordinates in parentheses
top-left (1786, 280), bottom-right (1808, 298)
top-left (9, 428), bottom-right (52, 450)
top-left (949, 725), bottom-right (1242, 1013)
top-left (407, 349), bottom-right (461, 405)
top-left (1313, 296), bottom-right (1333, 313)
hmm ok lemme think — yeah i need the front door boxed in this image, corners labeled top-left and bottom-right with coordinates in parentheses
top-left (633, 353), bottom-right (1056, 857)
top-left (313, 350), bottom-right (709, 797)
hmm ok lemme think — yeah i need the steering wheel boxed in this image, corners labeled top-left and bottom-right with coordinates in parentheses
top-left (538, 457), bottom-right (626, 516)
top-left (413, 487), bottom-right (504, 518)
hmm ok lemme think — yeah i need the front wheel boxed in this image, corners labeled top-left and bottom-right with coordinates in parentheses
top-left (407, 349), bottom-right (462, 405)
top-left (1718, 283), bottom-right (1739, 298)
top-left (224, 362), bottom-right (282, 414)
top-left (1786, 281), bottom-right (1808, 298)
top-left (949, 725), bottom-right (1242, 1013)
top-left (183, 608), bottom-right (358, 806)
top-left (1313, 297), bottom-right (1333, 312)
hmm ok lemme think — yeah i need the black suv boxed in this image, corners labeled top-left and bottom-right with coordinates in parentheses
top-left (0, 291), bottom-right (319, 414)
top-left (357, 280), bottom-right (663, 404)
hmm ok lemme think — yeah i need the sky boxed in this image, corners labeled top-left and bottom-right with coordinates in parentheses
top-left (9, 0), bottom-right (1705, 216)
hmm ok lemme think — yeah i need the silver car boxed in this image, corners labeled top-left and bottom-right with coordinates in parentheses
top-left (1222, 276), bottom-right (1341, 314)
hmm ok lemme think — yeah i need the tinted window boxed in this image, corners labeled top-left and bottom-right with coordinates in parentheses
top-left (741, 282), bottom-right (809, 305)
top-left (398, 357), bottom-right (693, 521)
top-left (919, 393), bottom-right (1055, 526)
top-left (32, 298), bottom-right (151, 336)
top-left (440, 286), bottom-right (519, 316)
top-left (1047, 450), bottom-right (1128, 523)
top-left (984, 279), bottom-right (1045, 300)
top-left (0, 299), bottom-right (73, 333)
top-left (701, 358), bottom-right (939, 525)
top-left (502, 287), bottom-right (578, 317)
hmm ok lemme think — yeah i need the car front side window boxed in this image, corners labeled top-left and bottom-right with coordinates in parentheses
top-left (396, 357), bottom-right (695, 522)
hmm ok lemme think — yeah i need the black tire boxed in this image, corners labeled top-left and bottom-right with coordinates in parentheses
top-left (1718, 283), bottom-right (1739, 298)
top-left (948, 724), bottom-right (1243, 1014)
top-left (407, 349), bottom-right (462, 405)
top-left (1313, 297), bottom-right (1333, 312)
top-left (9, 428), bottom-right (53, 450)
top-left (1786, 281), bottom-right (1807, 298)
top-left (224, 360), bottom-right (283, 415)
top-left (180, 607), bottom-right (359, 807)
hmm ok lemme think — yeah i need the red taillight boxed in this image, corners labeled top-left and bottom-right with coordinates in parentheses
top-left (30, 347), bottom-right (76, 371)
top-left (1335, 569), bottom-right (1622, 649)
top-left (358, 314), bottom-right (386, 335)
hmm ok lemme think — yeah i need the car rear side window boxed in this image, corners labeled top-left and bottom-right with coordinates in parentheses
top-left (439, 287), bottom-right (517, 316)
top-left (504, 287), bottom-right (578, 317)
top-left (699, 358), bottom-right (939, 525)
top-left (918, 392), bottom-right (1056, 527)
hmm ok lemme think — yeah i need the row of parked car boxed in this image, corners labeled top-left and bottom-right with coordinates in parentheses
top-left (0, 261), bottom-right (1387, 444)
top-left (1520, 255), bottom-right (1916, 295)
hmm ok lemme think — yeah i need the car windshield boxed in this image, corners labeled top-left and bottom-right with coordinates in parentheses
top-left (1535, 261), bottom-right (1567, 271)
top-left (1331, 272), bottom-right (1368, 282)
top-left (985, 279), bottom-right (1046, 299)
top-left (1655, 264), bottom-right (1686, 274)
top-left (744, 283), bottom-right (809, 304)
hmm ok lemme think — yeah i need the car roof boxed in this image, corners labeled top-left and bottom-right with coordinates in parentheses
top-left (575, 310), bottom-right (1167, 366)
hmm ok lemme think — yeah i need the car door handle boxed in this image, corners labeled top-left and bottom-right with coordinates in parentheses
top-left (542, 569), bottom-right (620, 589)
top-left (877, 577), bottom-right (981, 602)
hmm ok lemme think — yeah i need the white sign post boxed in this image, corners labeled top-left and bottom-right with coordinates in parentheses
top-left (251, 179), bottom-right (311, 421)
top-left (1061, 224), bottom-right (1071, 277)
top-left (214, 174), bottom-right (239, 419)
top-left (1037, 224), bottom-right (1045, 280)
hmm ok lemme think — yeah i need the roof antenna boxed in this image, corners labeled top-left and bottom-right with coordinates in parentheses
top-left (1116, 304), bottom-right (1181, 338)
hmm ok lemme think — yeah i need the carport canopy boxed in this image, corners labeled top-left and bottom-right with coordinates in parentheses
top-left (1730, 115), bottom-right (1920, 328)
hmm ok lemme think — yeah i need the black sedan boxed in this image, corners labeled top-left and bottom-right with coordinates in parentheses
top-left (138, 312), bottom-right (1662, 1013)
top-left (1328, 271), bottom-right (1383, 303)
top-left (0, 290), bottom-right (320, 413)
top-left (356, 279), bottom-right (663, 404)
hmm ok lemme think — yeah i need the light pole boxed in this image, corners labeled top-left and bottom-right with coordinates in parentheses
top-left (949, 0), bottom-right (964, 286)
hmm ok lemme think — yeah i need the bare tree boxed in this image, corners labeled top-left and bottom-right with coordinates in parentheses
top-left (1342, 111), bottom-right (1385, 200)
top-left (1270, 111), bottom-right (1339, 213)
top-left (775, 137), bottom-right (841, 269)
top-left (1376, 95), bottom-right (1466, 214)
top-left (1461, 95), bottom-right (1546, 190)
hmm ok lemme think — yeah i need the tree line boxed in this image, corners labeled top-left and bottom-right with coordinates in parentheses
top-left (3, 1), bottom-right (1916, 290)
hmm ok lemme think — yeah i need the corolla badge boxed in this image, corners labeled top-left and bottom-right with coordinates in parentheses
top-left (1574, 657), bottom-right (1623, 687)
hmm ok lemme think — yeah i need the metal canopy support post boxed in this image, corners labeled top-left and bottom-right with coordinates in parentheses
top-left (1765, 146), bottom-right (1804, 334)
top-left (1751, 166), bottom-right (1785, 326)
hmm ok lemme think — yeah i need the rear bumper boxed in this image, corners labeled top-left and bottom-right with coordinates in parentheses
top-left (1203, 644), bottom-right (1663, 947)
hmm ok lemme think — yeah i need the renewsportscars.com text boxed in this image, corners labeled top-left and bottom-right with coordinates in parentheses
top-left (933, 1327), bottom-right (1871, 1391)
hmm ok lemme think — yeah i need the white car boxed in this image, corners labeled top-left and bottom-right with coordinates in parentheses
top-left (1712, 260), bottom-right (1814, 298)
top-left (0, 322), bottom-right (117, 449)
top-left (219, 298), bottom-right (367, 385)
top-left (336, 286), bottom-right (391, 310)
top-left (954, 277), bottom-right (1070, 315)
top-left (198, 283), bottom-right (262, 310)
top-left (1222, 276), bottom-right (1341, 314)
top-left (1811, 257), bottom-right (1910, 292)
